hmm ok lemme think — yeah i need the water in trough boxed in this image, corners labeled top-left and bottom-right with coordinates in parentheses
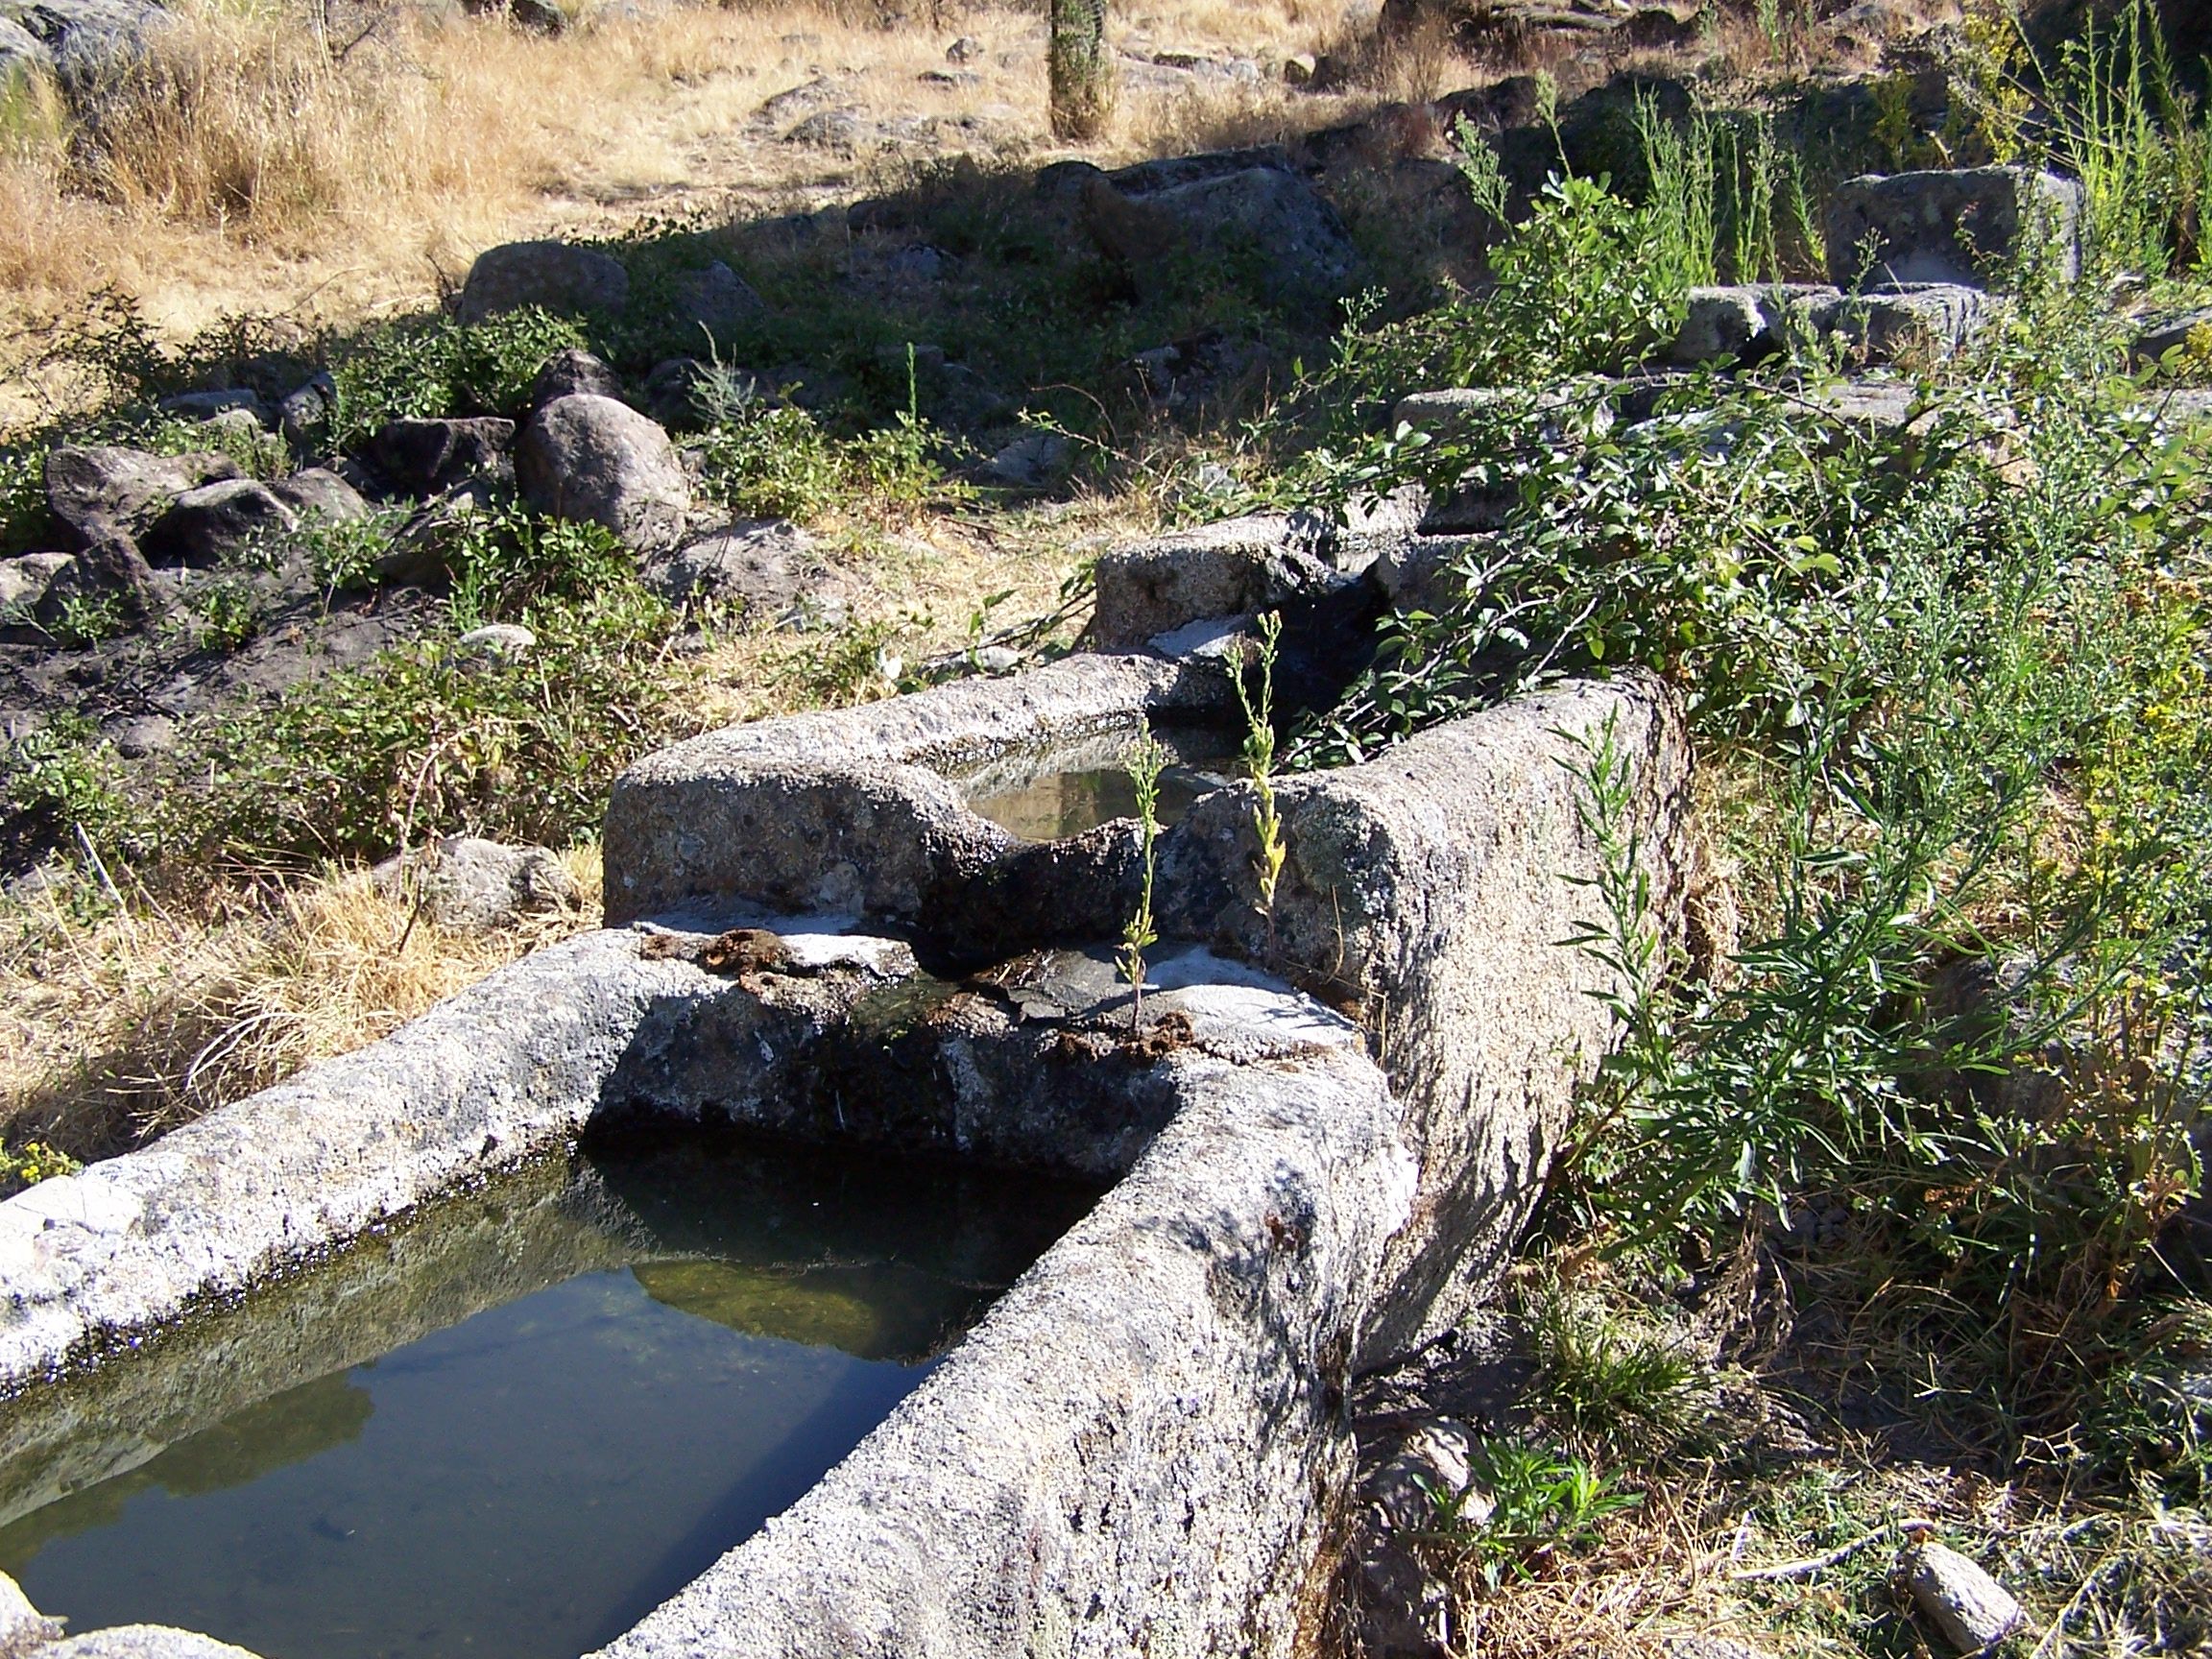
top-left (0, 1133), bottom-right (1093, 1659)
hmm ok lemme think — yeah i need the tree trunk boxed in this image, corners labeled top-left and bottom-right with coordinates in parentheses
top-left (1048, 0), bottom-right (1115, 141)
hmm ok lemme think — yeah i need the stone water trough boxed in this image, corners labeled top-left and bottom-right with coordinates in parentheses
top-left (0, 605), bottom-right (1688, 1654)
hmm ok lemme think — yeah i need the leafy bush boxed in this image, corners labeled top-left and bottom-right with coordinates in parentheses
top-left (328, 307), bottom-right (586, 449)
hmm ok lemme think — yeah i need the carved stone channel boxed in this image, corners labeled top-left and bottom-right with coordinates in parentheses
top-left (0, 649), bottom-right (1688, 1658)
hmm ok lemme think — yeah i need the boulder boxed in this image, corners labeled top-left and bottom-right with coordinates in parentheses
top-left (457, 240), bottom-right (629, 325)
top-left (276, 373), bottom-right (337, 445)
top-left (1084, 512), bottom-right (1352, 649)
top-left (0, 1569), bottom-right (63, 1658)
top-left (44, 445), bottom-right (242, 550)
top-left (156, 389), bottom-right (271, 427)
top-left (516, 394), bottom-right (688, 551)
top-left (669, 261), bottom-right (765, 338)
top-left (1824, 166), bottom-right (2081, 290)
top-left (1073, 157), bottom-right (1360, 311)
top-left (0, 551), bottom-right (71, 613)
top-left (362, 417), bottom-right (516, 495)
top-left (1830, 283), bottom-right (1995, 363)
top-left (455, 622), bottom-right (536, 661)
top-left (372, 834), bottom-right (580, 933)
top-left (4, 0), bottom-right (164, 87)
top-left (1668, 284), bottom-right (1841, 366)
top-left (141, 479), bottom-right (296, 566)
top-left (641, 519), bottom-right (814, 617)
top-left (2133, 305), bottom-right (2212, 368)
top-left (270, 467), bottom-right (372, 523)
top-left (530, 348), bottom-right (625, 410)
top-left (980, 431), bottom-right (1070, 490)
top-left (0, 15), bottom-right (55, 82)
top-left (33, 534), bottom-right (160, 625)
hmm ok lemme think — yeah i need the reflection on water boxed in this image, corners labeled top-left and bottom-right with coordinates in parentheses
top-left (0, 1135), bottom-right (1094, 1659)
top-left (963, 727), bottom-right (1240, 842)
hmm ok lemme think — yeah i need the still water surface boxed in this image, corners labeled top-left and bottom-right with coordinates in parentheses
top-left (0, 1136), bottom-right (1091, 1659)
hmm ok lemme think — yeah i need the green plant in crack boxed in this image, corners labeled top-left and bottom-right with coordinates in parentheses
top-left (1414, 1436), bottom-right (1640, 1593)
top-left (1235, 610), bottom-right (1287, 955)
top-left (1118, 733), bottom-right (1167, 1029)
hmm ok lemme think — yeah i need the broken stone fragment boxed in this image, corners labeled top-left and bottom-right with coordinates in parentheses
top-left (1901, 1539), bottom-right (2026, 1654)
top-left (0, 1569), bottom-right (64, 1657)
top-left (371, 835), bottom-right (580, 934)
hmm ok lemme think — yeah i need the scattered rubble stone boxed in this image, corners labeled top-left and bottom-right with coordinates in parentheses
top-left (269, 468), bottom-right (372, 524)
top-left (141, 480), bottom-right (297, 566)
top-left (45, 446), bottom-right (241, 550)
top-left (362, 418), bottom-right (517, 495)
top-left (458, 239), bottom-right (630, 325)
top-left (531, 349), bottom-right (626, 410)
top-left (371, 834), bottom-right (579, 933)
top-left (517, 394), bottom-right (689, 552)
top-left (1824, 166), bottom-right (2081, 290)
top-left (641, 519), bottom-right (815, 617)
top-left (1901, 1539), bottom-right (2026, 1654)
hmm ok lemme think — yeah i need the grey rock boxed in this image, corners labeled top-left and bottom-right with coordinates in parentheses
top-left (1356, 1534), bottom-right (1453, 1658)
top-left (517, 395), bottom-right (689, 552)
top-left (783, 109), bottom-right (864, 151)
top-left (669, 261), bottom-right (764, 338)
top-left (1824, 166), bottom-right (2082, 290)
top-left (945, 34), bottom-right (981, 60)
top-left (4, 0), bottom-right (164, 84)
top-left (141, 479), bottom-right (296, 566)
top-left (0, 15), bottom-right (55, 82)
top-left (457, 240), bottom-right (629, 325)
top-left (1831, 283), bottom-right (1995, 363)
top-left (40, 1630), bottom-right (259, 1659)
top-left (34, 534), bottom-right (159, 624)
top-left (371, 834), bottom-right (578, 933)
top-left (269, 467), bottom-right (371, 523)
top-left (641, 520), bottom-right (813, 616)
top-left (1078, 160), bottom-right (1360, 311)
top-left (156, 389), bottom-right (270, 427)
top-left (0, 1569), bottom-right (63, 1657)
top-left (1084, 513), bottom-right (1352, 649)
top-left (0, 551), bottom-right (70, 612)
top-left (1902, 1540), bottom-right (2025, 1653)
top-left (1363, 1419), bottom-right (1479, 1534)
top-left (642, 357), bottom-right (735, 429)
top-left (374, 476), bottom-right (501, 587)
top-left (2132, 305), bottom-right (2212, 368)
top-left (531, 348), bottom-right (625, 410)
top-left (363, 417), bottom-right (517, 495)
top-left (44, 446), bottom-right (241, 549)
top-left (108, 713), bottom-right (175, 758)
top-left (1670, 284), bottom-right (1841, 365)
top-left (276, 373), bottom-right (337, 445)
top-left (1666, 1641), bottom-right (1784, 1659)
top-left (454, 622), bottom-right (536, 661)
top-left (980, 432), bottom-right (1070, 490)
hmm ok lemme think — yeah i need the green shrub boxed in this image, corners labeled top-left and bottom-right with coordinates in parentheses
top-left (328, 308), bottom-right (586, 449)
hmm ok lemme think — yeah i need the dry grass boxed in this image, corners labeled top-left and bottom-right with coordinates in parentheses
top-left (0, 847), bottom-right (600, 1159)
top-left (0, 0), bottom-right (1382, 362)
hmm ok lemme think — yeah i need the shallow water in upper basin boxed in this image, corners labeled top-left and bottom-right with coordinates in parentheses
top-left (963, 726), bottom-right (1241, 841)
top-left (0, 1135), bottom-right (1094, 1659)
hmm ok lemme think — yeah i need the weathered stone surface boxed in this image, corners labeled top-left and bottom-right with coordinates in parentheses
top-left (601, 654), bottom-right (1223, 924)
top-left (1902, 1541), bottom-right (2025, 1653)
top-left (454, 622), bottom-right (536, 661)
top-left (979, 431), bottom-right (1070, 489)
top-left (276, 373), bottom-right (336, 446)
top-left (370, 834), bottom-right (576, 932)
top-left (0, 551), bottom-right (71, 613)
top-left (517, 394), bottom-right (688, 552)
top-left (669, 260), bottom-right (765, 336)
top-left (33, 534), bottom-right (159, 624)
top-left (1669, 284), bottom-right (1841, 365)
top-left (156, 389), bottom-right (270, 427)
top-left (362, 417), bottom-right (516, 495)
top-left (1831, 283), bottom-right (1995, 362)
top-left (592, 1001), bottom-right (1412, 1659)
top-left (0, 15), bottom-right (55, 83)
top-left (2132, 305), bottom-right (2212, 368)
top-left (641, 520), bottom-right (814, 616)
top-left (2, 0), bottom-right (164, 84)
top-left (458, 239), bottom-right (630, 325)
top-left (530, 347), bottom-right (625, 409)
top-left (0, 1570), bottom-right (64, 1657)
top-left (269, 467), bottom-right (371, 523)
top-left (1084, 512), bottom-right (1352, 649)
top-left (140, 479), bottom-right (296, 566)
top-left (1073, 157), bottom-right (1360, 310)
top-left (44, 447), bottom-right (241, 550)
top-left (0, 926), bottom-right (907, 1388)
top-left (1824, 166), bottom-right (2081, 289)
top-left (38, 1629), bottom-right (264, 1659)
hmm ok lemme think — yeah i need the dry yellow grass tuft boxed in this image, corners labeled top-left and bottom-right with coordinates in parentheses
top-left (0, 848), bottom-right (600, 1159)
